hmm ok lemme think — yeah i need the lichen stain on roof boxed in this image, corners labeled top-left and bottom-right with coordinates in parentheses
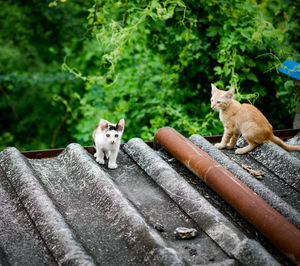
top-left (0, 129), bottom-right (300, 266)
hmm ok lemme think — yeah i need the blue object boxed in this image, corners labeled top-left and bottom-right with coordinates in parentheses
top-left (279, 60), bottom-right (300, 81)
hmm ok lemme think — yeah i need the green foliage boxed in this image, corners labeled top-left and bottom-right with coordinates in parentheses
top-left (0, 0), bottom-right (90, 150)
top-left (0, 0), bottom-right (299, 150)
top-left (0, 73), bottom-right (84, 150)
top-left (71, 0), bottom-right (300, 144)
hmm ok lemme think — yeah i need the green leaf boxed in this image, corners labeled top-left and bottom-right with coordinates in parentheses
top-left (247, 73), bottom-right (258, 82)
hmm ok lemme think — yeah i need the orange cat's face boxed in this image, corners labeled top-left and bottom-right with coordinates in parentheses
top-left (211, 84), bottom-right (234, 111)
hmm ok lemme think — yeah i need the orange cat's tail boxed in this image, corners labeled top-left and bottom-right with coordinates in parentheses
top-left (270, 135), bottom-right (300, 151)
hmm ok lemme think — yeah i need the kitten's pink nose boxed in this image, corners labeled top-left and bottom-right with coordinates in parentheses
top-left (111, 141), bottom-right (115, 145)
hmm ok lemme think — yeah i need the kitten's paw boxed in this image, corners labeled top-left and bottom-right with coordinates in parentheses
top-left (94, 153), bottom-right (97, 158)
top-left (235, 148), bottom-right (246, 155)
top-left (108, 162), bottom-right (118, 169)
top-left (215, 143), bottom-right (226, 149)
top-left (96, 157), bottom-right (105, 164)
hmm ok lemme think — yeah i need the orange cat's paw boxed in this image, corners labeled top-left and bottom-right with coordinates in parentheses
top-left (226, 145), bottom-right (235, 150)
top-left (235, 148), bottom-right (247, 154)
top-left (215, 143), bottom-right (226, 149)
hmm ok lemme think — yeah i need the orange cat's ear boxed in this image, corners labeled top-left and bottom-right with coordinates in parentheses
top-left (211, 84), bottom-right (218, 95)
top-left (225, 87), bottom-right (235, 99)
top-left (99, 119), bottom-right (108, 131)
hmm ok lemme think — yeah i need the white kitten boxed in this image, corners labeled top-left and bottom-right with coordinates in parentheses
top-left (92, 118), bottom-right (125, 169)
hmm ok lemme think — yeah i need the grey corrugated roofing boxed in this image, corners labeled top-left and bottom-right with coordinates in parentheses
top-left (0, 130), bottom-right (299, 265)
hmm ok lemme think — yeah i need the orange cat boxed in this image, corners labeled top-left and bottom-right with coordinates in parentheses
top-left (211, 84), bottom-right (300, 154)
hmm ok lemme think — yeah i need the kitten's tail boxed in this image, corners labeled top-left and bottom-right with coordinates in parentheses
top-left (270, 135), bottom-right (300, 151)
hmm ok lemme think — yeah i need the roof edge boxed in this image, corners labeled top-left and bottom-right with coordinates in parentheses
top-left (19, 129), bottom-right (300, 159)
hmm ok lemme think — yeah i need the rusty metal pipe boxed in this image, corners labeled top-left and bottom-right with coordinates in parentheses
top-left (154, 127), bottom-right (300, 264)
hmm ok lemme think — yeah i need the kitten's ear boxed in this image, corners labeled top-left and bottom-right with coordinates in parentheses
top-left (117, 118), bottom-right (125, 132)
top-left (99, 119), bottom-right (108, 131)
top-left (211, 84), bottom-right (218, 95)
top-left (225, 87), bottom-right (235, 99)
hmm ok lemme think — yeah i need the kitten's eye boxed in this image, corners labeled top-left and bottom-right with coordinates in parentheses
top-left (106, 133), bottom-right (110, 138)
top-left (115, 134), bottom-right (119, 138)
top-left (211, 98), bottom-right (213, 102)
top-left (217, 100), bottom-right (221, 103)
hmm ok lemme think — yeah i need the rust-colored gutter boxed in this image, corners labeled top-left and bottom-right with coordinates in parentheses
top-left (154, 127), bottom-right (300, 264)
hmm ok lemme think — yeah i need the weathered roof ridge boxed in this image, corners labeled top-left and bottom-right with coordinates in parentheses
top-left (1, 131), bottom-right (299, 265)
top-left (36, 143), bottom-right (188, 265)
top-left (57, 143), bottom-right (185, 265)
top-left (0, 144), bottom-right (186, 265)
top-left (0, 146), bottom-right (96, 266)
top-left (0, 159), bottom-right (56, 265)
top-left (189, 134), bottom-right (300, 229)
top-left (236, 137), bottom-right (300, 192)
top-left (153, 127), bottom-right (300, 264)
top-left (124, 138), bottom-right (279, 266)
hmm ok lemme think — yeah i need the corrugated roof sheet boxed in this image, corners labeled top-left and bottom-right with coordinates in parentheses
top-left (0, 129), bottom-right (299, 266)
